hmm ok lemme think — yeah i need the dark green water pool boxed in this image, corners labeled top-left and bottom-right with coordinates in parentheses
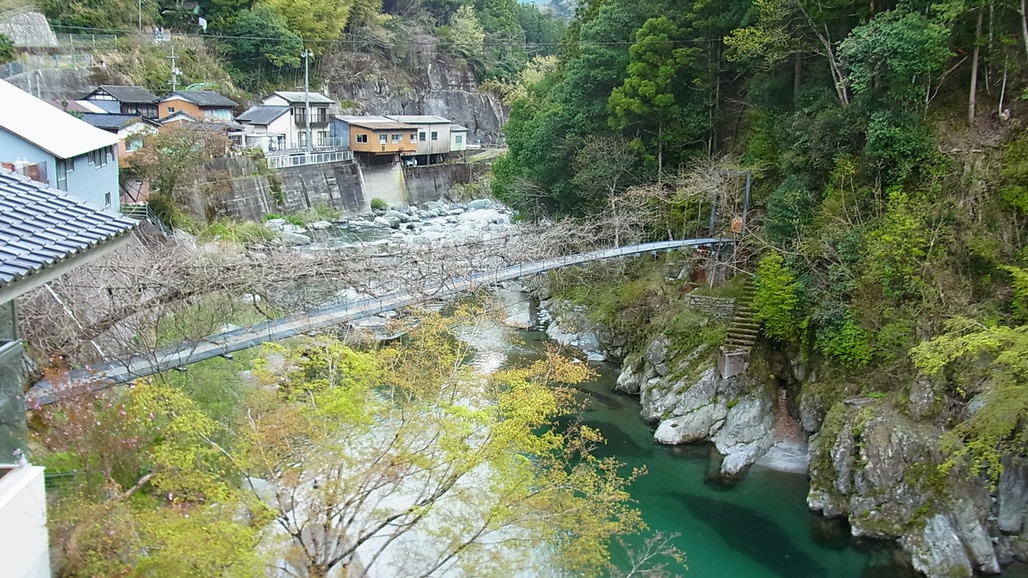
top-left (504, 330), bottom-right (1028, 578)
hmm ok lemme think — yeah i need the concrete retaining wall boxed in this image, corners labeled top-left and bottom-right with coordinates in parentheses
top-left (182, 157), bottom-right (475, 221)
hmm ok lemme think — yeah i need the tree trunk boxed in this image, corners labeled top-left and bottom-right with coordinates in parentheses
top-left (1021, 0), bottom-right (1028, 61)
top-left (657, 123), bottom-right (664, 185)
top-left (969, 8), bottom-right (983, 126)
top-left (793, 52), bottom-right (803, 102)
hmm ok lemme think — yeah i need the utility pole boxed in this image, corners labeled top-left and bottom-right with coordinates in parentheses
top-left (302, 48), bottom-right (313, 154)
top-left (138, 0), bottom-right (142, 32)
top-left (168, 45), bottom-right (179, 92)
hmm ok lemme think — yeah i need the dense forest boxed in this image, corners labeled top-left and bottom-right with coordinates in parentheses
top-left (494, 0), bottom-right (1028, 489)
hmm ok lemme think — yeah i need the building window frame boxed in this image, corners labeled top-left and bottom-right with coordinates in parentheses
top-left (356, 133), bottom-right (368, 144)
top-left (431, 131), bottom-right (438, 141)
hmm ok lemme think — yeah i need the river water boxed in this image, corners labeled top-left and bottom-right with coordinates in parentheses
top-left (488, 328), bottom-right (1028, 578)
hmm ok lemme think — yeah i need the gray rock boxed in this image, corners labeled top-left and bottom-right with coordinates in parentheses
top-left (998, 456), bottom-right (1028, 533)
top-left (309, 220), bottom-right (333, 230)
top-left (646, 337), bottom-right (670, 377)
top-left (615, 363), bottom-right (644, 395)
top-left (654, 405), bottom-right (727, 445)
top-left (467, 199), bottom-right (494, 210)
top-left (384, 209), bottom-right (410, 223)
top-left (712, 390), bottom-right (775, 476)
top-left (951, 499), bottom-right (1000, 574)
top-left (909, 373), bottom-right (940, 419)
top-left (280, 232), bottom-right (312, 245)
top-left (372, 216), bottom-right (391, 228)
top-left (264, 218), bottom-right (288, 230)
top-left (900, 514), bottom-right (973, 578)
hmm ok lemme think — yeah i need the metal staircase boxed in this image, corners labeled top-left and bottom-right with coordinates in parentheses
top-left (120, 202), bottom-right (173, 236)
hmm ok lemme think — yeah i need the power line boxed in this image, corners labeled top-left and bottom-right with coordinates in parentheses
top-left (11, 22), bottom-right (729, 48)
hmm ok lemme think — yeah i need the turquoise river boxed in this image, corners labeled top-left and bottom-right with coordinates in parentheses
top-left (504, 329), bottom-right (1028, 578)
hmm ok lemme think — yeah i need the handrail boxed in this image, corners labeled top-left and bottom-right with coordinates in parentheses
top-left (27, 237), bottom-right (732, 405)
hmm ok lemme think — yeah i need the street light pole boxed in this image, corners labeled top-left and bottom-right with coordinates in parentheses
top-left (302, 48), bottom-right (312, 155)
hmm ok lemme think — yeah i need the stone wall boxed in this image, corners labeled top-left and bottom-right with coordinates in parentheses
top-left (683, 294), bottom-right (736, 321)
top-left (404, 163), bottom-right (485, 206)
top-left (189, 157), bottom-right (474, 220)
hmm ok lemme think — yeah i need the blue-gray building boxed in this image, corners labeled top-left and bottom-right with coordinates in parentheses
top-left (0, 79), bottom-right (121, 210)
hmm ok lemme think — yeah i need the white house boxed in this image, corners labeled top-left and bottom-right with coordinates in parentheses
top-left (235, 105), bottom-right (291, 152)
top-left (77, 113), bottom-right (160, 160)
top-left (450, 125), bottom-right (469, 153)
top-left (246, 91), bottom-right (337, 151)
top-left (0, 79), bottom-right (121, 210)
top-left (385, 115), bottom-right (452, 164)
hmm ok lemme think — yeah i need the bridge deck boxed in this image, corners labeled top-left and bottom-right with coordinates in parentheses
top-left (28, 238), bottom-right (730, 405)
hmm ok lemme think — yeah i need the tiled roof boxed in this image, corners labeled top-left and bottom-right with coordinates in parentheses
top-left (87, 85), bottom-right (158, 104)
top-left (0, 170), bottom-right (137, 291)
top-left (162, 90), bottom-right (238, 108)
top-left (237, 105), bottom-right (290, 125)
top-left (77, 113), bottom-right (146, 131)
top-left (270, 91), bottom-right (334, 105)
top-left (0, 80), bottom-right (120, 159)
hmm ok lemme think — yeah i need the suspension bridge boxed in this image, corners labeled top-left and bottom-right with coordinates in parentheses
top-left (28, 237), bottom-right (730, 405)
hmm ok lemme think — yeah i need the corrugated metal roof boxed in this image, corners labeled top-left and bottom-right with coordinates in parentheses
top-left (335, 115), bottom-right (418, 131)
top-left (237, 105), bottom-right (290, 125)
top-left (0, 79), bottom-right (120, 159)
top-left (386, 115), bottom-right (451, 124)
top-left (86, 85), bottom-right (158, 104)
top-left (270, 91), bottom-right (334, 105)
top-left (0, 169), bottom-right (137, 291)
top-left (451, 125), bottom-right (469, 132)
top-left (162, 90), bottom-right (238, 108)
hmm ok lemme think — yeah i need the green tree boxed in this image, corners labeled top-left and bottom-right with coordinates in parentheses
top-left (609, 16), bottom-right (701, 182)
top-left (0, 34), bottom-right (14, 65)
top-left (838, 10), bottom-right (951, 107)
top-left (239, 310), bottom-right (646, 578)
top-left (262, 0), bottom-right (356, 46)
top-left (753, 252), bottom-right (806, 341)
top-left (439, 4), bottom-right (486, 68)
top-left (223, 5), bottom-right (303, 72)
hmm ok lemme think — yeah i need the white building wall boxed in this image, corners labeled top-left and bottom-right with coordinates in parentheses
top-left (0, 466), bottom-right (50, 578)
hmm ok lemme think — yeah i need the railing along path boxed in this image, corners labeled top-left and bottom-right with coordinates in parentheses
top-left (28, 238), bottom-right (729, 405)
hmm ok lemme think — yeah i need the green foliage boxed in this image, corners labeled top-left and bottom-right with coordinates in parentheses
top-left (863, 190), bottom-right (930, 300)
top-left (0, 34), bottom-right (13, 64)
top-left (863, 110), bottom-right (938, 178)
top-left (1000, 136), bottom-right (1028, 213)
top-left (370, 197), bottom-right (388, 210)
top-left (912, 319), bottom-right (1028, 481)
top-left (263, 0), bottom-right (356, 47)
top-left (753, 253), bottom-right (805, 341)
top-left (197, 219), bottom-right (278, 244)
top-left (815, 311), bottom-right (873, 368)
top-left (438, 4), bottom-right (486, 69)
top-left (764, 175), bottom-right (817, 246)
top-left (839, 10), bottom-right (951, 106)
top-left (222, 5), bottom-right (303, 72)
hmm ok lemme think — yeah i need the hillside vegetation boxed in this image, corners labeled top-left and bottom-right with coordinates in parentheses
top-left (494, 0), bottom-right (1028, 488)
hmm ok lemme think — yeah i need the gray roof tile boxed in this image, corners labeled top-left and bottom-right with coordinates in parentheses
top-left (237, 105), bottom-right (289, 126)
top-left (0, 170), bottom-right (137, 290)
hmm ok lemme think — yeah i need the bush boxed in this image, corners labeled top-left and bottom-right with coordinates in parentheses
top-left (370, 198), bottom-right (388, 211)
top-left (753, 253), bottom-right (805, 341)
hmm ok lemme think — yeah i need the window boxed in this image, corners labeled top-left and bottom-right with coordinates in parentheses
top-left (419, 132), bottom-right (426, 142)
top-left (126, 137), bottom-right (143, 152)
top-left (167, 106), bottom-right (175, 113)
top-left (356, 134), bottom-right (368, 143)
top-left (455, 135), bottom-right (463, 145)
top-left (379, 134), bottom-right (387, 144)
top-left (431, 131), bottom-right (438, 141)
top-left (391, 134), bottom-right (401, 143)
top-left (55, 159), bottom-right (67, 191)
top-left (65, 157), bottom-right (74, 173)
top-left (88, 148), bottom-right (109, 168)
top-left (410, 133), bottom-right (417, 142)
top-left (104, 192), bottom-right (112, 207)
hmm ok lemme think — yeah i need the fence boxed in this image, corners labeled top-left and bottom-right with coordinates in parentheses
top-left (0, 52), bottom-right (94, 79)
top-left (267, 149), bottom-right (354, 170)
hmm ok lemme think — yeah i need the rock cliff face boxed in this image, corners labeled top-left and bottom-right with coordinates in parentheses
top-left (322, 37), bottom-right (507, 145)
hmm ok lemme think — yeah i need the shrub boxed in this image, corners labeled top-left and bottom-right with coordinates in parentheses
top-left (370, 198), bottom-right (388, 211)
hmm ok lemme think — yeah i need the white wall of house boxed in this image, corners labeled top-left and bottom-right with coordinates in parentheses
top-left (450, 130), bottom-right (468, 152)
top-left (0, 466), bottom-right (50, 578)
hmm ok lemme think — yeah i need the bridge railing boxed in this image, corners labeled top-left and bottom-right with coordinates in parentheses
top-left (28, 238), bottom-right (732, 405)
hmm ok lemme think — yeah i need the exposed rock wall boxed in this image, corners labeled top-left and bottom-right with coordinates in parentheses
top-left (404, 163), bottom-right (486, 206)
top-left (322, 38), bottom-right (507, 145)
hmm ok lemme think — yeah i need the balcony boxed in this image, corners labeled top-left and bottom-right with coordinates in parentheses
top-left (267, 149), bottom-right (354, 170)
top-left (293, 108), bottom-right (329, 127)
